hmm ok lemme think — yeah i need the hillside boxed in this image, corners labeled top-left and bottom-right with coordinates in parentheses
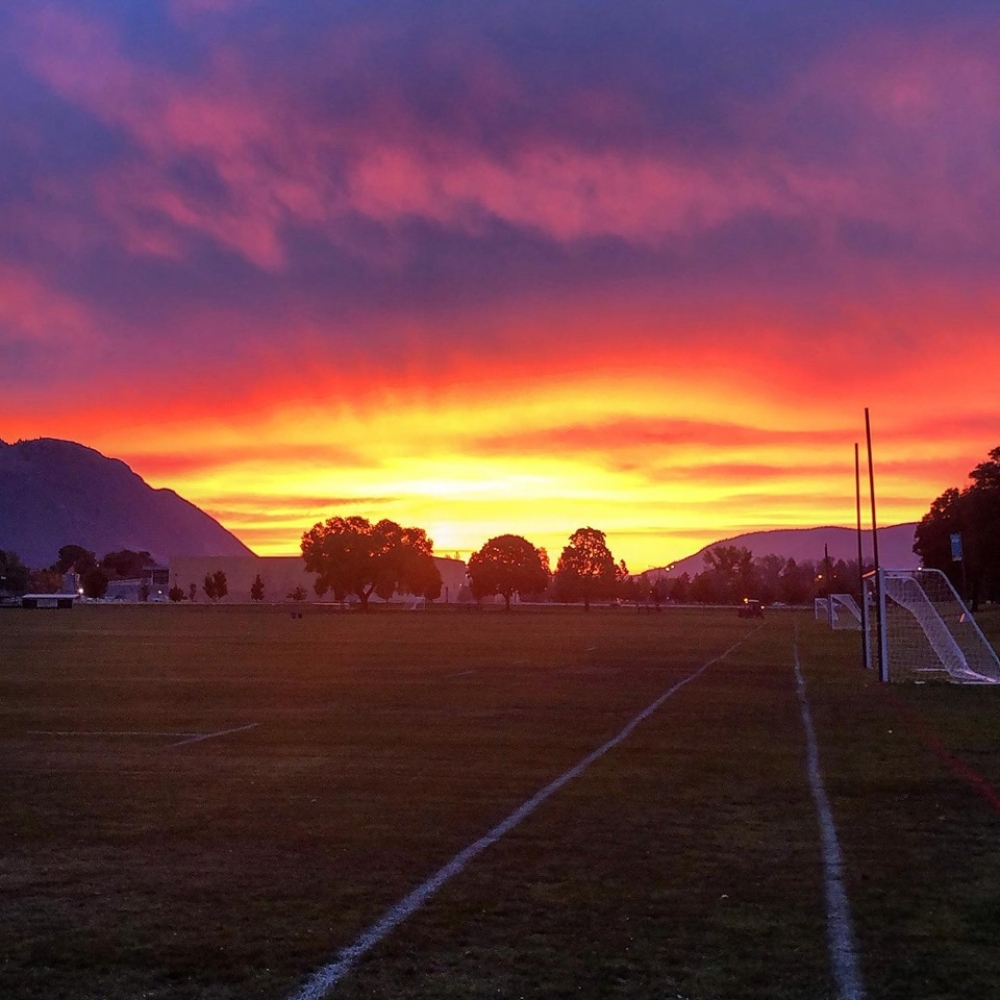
top-left (0, 437), bottom-right (254, 568)
top-left (654, 523), bottom-right (919, 579)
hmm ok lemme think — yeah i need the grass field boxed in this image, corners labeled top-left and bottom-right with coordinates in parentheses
top-left (2, 604), bottom-right (999, 1000)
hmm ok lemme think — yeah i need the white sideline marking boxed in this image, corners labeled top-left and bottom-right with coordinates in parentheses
top-left (793, 642), bottom-right (866, 1000)
top-left (286, 637), bottom-right (749, 1000)
top-left (30, 730), bottom-right (202, 738)
top-left (28, 724), bottom-right (258, 748)
top-left (166, 723), bottom-right (258, 748)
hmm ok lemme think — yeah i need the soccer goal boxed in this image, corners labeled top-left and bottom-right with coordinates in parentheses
top-left (863, 568), bottom-right (1000, 684)
top-left (830, 594), bottom-right (862, 631)
top-left (814, 594), bottom-right (862, 630)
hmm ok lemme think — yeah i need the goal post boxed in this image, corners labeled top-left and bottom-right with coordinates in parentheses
top-left (815, 594), bottom-right (863, 630)
top-left (830, 594), bottom-right (862, 630)
top-left (864, 568), bottom-right (1000, 684)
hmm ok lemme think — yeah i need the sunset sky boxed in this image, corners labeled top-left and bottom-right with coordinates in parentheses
top-left (3, 1), bottom-right (999, 570)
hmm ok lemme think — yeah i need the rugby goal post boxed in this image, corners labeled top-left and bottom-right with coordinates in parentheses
top-left (863, 568), bottom-right (1000, 684)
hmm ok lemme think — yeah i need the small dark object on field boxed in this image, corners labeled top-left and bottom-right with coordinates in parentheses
top-left (738, 599), bottom-right (764, 619)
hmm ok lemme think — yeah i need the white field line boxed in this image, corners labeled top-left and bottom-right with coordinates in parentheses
top-left (793, 641), bottom-right (866, 1000)
top-left (166, 723), bottom-right (258, 748)
top-left (27, 723), bottom-right (258, 749)
top-left (286, 635), bottom-right (751, 1000)
top-left (29, 730), bottom-right (203, 737)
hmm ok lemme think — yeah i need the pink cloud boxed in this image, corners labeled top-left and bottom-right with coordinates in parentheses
top-left (0, 264), bottom-right (96, 346)
top-left (15, 5), bottom-right (1000, 275)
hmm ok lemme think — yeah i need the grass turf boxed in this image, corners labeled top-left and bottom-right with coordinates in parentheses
top-left (1, 604), bottom-right (998, 999)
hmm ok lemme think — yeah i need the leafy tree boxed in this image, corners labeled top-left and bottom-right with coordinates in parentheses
top-left (28, 569), bottom-right (62, 594)
top-left (250, 574), bottom-right (265, 602)
top-left (188, 582), bottom-right (197, 602)
top-left (204, 570), bottom-right (228, 602)
top-left (778, 558), bottom-right (814, 605)
top-left (689, 569), bottom-right (721, 604)
top-left (554, 526), bottom-right (618, 611)
top-left (168, 584), bottom-right (185, 602)
top-left (468, 534), bottom-right (550, 611)
top-left (621, 573), bottom-right (650, 607)
top-left (101, 549), bottom-right (155, 579)
top-left (53, 544), bottom-right (96, 575)
top-left (301, 515), bottom-right (441, 612)
top-left (702, 545), bottom-right (756, 603)
top-left (915, 446), bottom-right (1000, 607)
top-left (0, 550), bottom-right (30, 595)
top-left (755, 554), bottom-right (785, 605)
top-left (287, 585), bottom-right (308, 602)
top-left (82, 567), bottom-right (109, 599)
top-left (668, 573), bottom-right (690, 603)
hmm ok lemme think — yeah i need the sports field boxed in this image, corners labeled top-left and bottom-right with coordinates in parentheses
top-left (2, 605), bottom-right (999, 1000)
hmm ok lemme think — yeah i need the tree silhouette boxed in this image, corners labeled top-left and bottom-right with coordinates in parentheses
top-left (203, 570), bottom-right (228, 602)
top-left (301, 515), bottom-right (442, 611)
top-left (0, 550), bottom-right (30, 595)
top-left (53, 544), bottom-right (96, 576)
top-left (101, 549), bottom-right (154, 579)
top-left (915, 446), bottom-right (1000, 608)
top-left (250, 574), bottom-right (265, 602)
top-left (468, 534), bottom-right (550, 611)
top-left (554, 526), bottom-right (618, 611)
top-left (81, 567), bottom-right (109, 599)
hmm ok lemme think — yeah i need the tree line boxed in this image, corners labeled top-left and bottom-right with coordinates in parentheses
top-left (297, 516), bottom-right (855, 611)
top-left (913, 445), bottom-right (1000, 609)
top-left (0, 544), bottom-right (158, 599)
top-left (4, 444), bottom-right (998, 609)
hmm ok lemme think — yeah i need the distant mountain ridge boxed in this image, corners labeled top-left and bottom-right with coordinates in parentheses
top-left (654, 523), bottom-right (919, 579)
top-left (0, 437), bottom-right (254, 568)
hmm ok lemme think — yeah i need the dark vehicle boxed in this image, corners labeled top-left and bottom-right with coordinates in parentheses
top-left (738, 599), bottom-right (764, 619)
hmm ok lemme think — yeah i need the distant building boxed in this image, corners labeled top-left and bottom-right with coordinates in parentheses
top-left (21, 594), bottom-right (76, 609)
top-left (167, 555), bottom-right (468, 604)
top-left (103, 566), bottom-right (170, 602)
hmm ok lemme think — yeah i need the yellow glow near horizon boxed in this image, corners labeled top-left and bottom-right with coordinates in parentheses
top-left (10, 303), bottom-right (997, 573)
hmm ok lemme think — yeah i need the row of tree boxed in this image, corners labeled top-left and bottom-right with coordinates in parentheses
top-left (914, 446), bottom-right (1000, 609)
top-left (5, 444), bottom-right (998, 609)
top-left (165, 573), bottom-right (309, 603)
top-left (0, 544), bottom-right (158, 599)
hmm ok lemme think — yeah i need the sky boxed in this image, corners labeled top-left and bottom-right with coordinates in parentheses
top-left (3, 0), bottom-right (999, 570)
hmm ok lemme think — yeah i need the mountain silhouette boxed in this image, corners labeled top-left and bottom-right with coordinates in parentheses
top-left (0, 437), bottom-right (254, 568)
top-left (654, 523), bottom-right (919, 579)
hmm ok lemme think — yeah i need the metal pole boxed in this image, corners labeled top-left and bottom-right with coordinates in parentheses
top-left (878, 568), bottom-right (889, 682)
top-left (824, 542), bottom-right (833, 628)
top-left (855, 443), bottom-right (868, 669)
top-left (865, 408), bottom-right (884, 680)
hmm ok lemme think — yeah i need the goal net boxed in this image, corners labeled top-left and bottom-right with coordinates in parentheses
top-left (814, 595), bottom-right (862, 630)
top-left (830, 594), bottom-right (862, 631)
top-left (864, 568), bottom-right (1000, 684)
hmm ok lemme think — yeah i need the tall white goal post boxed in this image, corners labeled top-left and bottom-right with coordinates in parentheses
top-left (863, 568), bottom-right (1000, 684)
top-left (815, 595), bottom-right (863, 630)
